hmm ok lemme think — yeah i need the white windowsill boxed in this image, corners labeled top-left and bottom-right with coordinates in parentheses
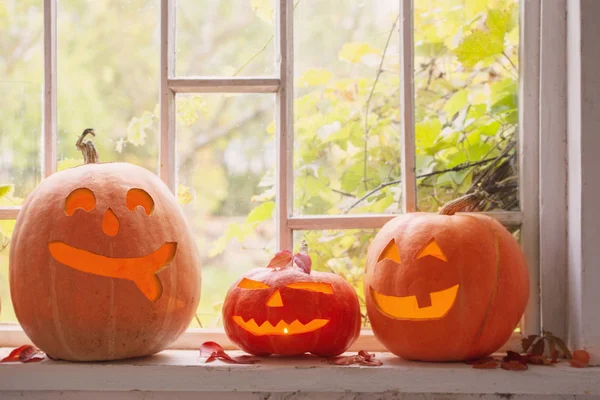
top-left (0, 348), bottom-right (598, 396)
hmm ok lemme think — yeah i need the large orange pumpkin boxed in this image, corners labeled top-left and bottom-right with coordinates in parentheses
top-left (223, 245), bottom-right (361, 357)
top-left (365, 196), bottom-right (529, 361)
top-left (10, 130), bottom-right (201, 361)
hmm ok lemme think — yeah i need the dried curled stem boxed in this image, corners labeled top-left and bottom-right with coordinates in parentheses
top-left (300, 239), bottom-right (308, 254)
top-left (76, 128), bottom-right (99, 164)
top-left (438, 192), bottom-right (485, 216)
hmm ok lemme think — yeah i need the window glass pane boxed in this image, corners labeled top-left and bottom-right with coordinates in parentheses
top-left (57, 0), bottom-right (159, 172)
top-left (293, 1), bottom-right (402, 215)
top-left (414, 0), bottom-right (520, 212)
top-left (293, 229), bottom-right (376, 328)
top-left (0, 1), bottom-right (43, 203)
top-left (176, 94), bottom-right (275, 327)
top-left (176, 0), bottom-right (275, 76)
top-left (0, 221), bottom-right (17, 323)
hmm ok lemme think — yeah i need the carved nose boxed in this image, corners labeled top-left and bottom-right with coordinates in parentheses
top-left (266, 290), bottom-right (283, 307)
top-left (102, 208), bottom-right (119, 236)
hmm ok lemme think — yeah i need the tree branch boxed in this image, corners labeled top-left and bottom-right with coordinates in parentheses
top-left (417, 156), bottom-right (503, 179)
top-left (343, 155), bottom-right (507, 213)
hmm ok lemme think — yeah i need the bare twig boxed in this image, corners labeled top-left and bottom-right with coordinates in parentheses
top-left (332, 188), bottom-right (355, 198)
top-left (503, 51), bottom-right (518, 72)
top-left (234, 36), bottom-right (274, 76)
top-left (194, 314), bottom-right (203, 328)
top-left (362, 14), bottom-right (400, 191)
top-left (233, 0), bottom-right (301, 76)
top-left (496, 54), bottom-right (519, 80)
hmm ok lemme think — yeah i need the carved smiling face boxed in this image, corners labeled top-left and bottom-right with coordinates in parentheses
top-left (365, 212), bottom-right (529, 362)
top-left (369, 237), bottom-right (460, 320)
top-left (47, 186), bottom-right (176, 302)
top-left (10, 162), bottom-right (201, 361)
top-left (231, 276), bottom-right (334, 335)
top-left (223, 258), bottom-right (361, 357)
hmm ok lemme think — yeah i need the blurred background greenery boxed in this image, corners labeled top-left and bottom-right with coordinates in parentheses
top-left (0, 0), bottom-right (519, 327)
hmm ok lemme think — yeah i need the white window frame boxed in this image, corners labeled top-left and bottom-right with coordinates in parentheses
top-left (0, 0), bottom-right (567, 354)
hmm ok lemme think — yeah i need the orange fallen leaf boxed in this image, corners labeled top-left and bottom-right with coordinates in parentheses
top-left (266, 248), bottom-right (313, 274)
top-left (569, 350), bottom-right (590, 368)
top-left (199, 341), bottom-right (223, 356)
top-left (199, 341), bottom-right (259, 365)
top-left (527, 355), bottom-right (552, 365)
top-left (473, 360), bottom-right (500, 369)
top-left (551, 349), bottom-right (559, 364)
top-left (504, 351), bottom-right (527, 365)
top-left (327, 350), bottom-right (383, 367)
top-left (292, 251), bottom-right (312, 274)
top-left (1, 345), bottom-right (45, 363)
top-left (357, 350), bottom-right (383, 366)
top-left (266, 250), bottom-right (293, 269)
top-left (465, 356), bottom-right (496, 365)
top-left (501, 360), bottom-right (528, 371)
top-left (328, 355), bottom-right (358, 365)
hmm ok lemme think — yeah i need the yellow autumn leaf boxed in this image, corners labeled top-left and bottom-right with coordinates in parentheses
top-left (266, 120), bottom-right (275, 135)
top-left (298, 68), bottom-right (332, 87)
top-left (0, 219), bottom-right (16, 239)
top-left (339, 42), bottom-right (381, 64)
top-left (177, 184), bottom-right (194, 205)
top-left (464, 0), bottom-right (488, 20)
top-left (126, 111), bottom-right (154, 146)
top-left (251, 0), bottom-right (273, 24)
top-left (0, 185), bottom-right (12, 198)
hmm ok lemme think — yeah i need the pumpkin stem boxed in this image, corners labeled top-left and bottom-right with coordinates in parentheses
top-left (300, 240), bottom-right (308, 254)
top-left (438, 192), bottom-right (484, 215)
top-left (76, 128), bottom-right (99, 164)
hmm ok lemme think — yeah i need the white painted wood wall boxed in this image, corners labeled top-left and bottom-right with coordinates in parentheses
top-left (567, 0), bottom-right (600, 366)
top-left (0, 393), bottom-right (597, 400)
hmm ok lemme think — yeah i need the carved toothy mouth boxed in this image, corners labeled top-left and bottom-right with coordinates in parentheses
top-left (232, 316), bottom-right (329, 336)
top-left (370, 284), bottom-right (459, 320)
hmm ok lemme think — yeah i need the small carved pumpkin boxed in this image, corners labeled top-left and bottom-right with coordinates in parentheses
top-left (223, 244), bottom-right (361, 357)
top-left (365, 195), bottom-right (529, 361)
top-left (9, 130), bottom-right (201, 361)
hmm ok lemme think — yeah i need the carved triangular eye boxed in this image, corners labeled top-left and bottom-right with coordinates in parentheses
top-left (286, 282), bottom-right (333, 294)
top-left (378, 239), bottom-right (401, 263)
top-left (416, 238), bottom-right (448, 262)
top-left (238, 278), bottom-right (269, 290)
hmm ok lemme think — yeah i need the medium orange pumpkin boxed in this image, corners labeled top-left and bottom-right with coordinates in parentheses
top-left (223, 245), bottom-right (361, 357)
top-left (10, 130), bottom-right (201, 361)
top-left (365, 195), bottom-right (529, 361)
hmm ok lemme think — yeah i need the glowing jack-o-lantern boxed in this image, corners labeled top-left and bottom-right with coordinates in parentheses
top-left (9, 130), bottom-right (201, 361)
top-left (223, 245), bottom-right (361, 356)
top-left (365, 195), bottom-right (529, 362)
